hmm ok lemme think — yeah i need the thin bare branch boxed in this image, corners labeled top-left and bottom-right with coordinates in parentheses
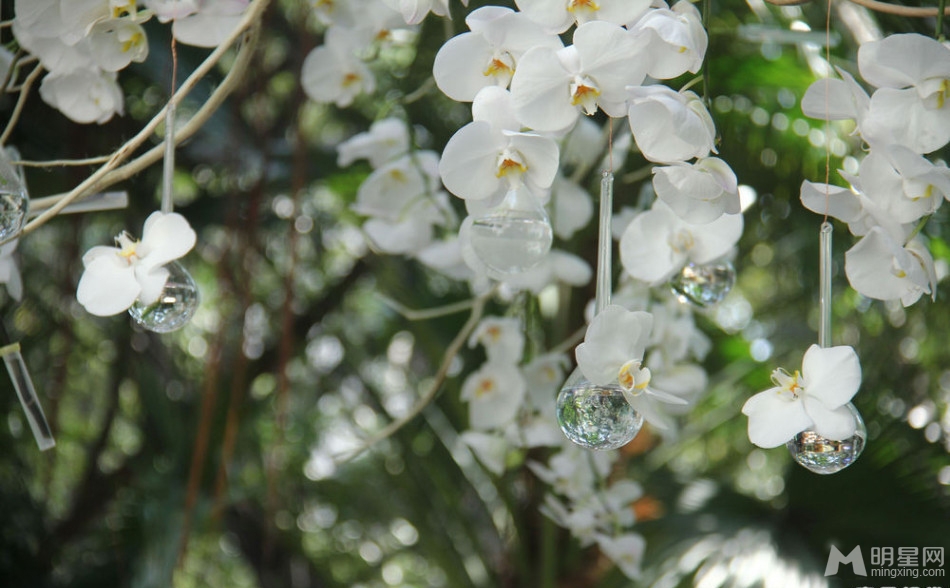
top-left (332, 287), bottom-right (496, 466)
top-left (0, 62), bottom-right (44, 146)
top-left (17, 0), bottom-right (271, 241)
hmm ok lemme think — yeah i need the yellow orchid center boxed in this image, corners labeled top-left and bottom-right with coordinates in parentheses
top-left (771, 368), bottom-right (803, 400)
top-left (116, 232), bottom-right (139, 263)
top-left (496, 157), bottom-right (527, 178)
top-left (122, 31), bottom-right (144, 54)
top-left (939, 79), bottom-right (950, 110)
top-left (476, 378), bottom-right (495, 397)
top-left (618, 359), bottom-right (651, 395)
top-left (567, 0), bottom-right (601, 14)
top-left (483, 54), bottom-right (515, 81)
top-left (668, 229), bottom-right (695, 254)
top-left (570, 77), bottom-right (601, 116)
top-left (342, 72), bottom-right (362, 88)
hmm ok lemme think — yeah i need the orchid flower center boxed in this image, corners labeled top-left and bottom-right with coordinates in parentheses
top-left (342, 72), bottom-right (362, 88)
top-left (111, 0), bottom-right (137, 19)
top-left (570, 76), bottom-right (601, 116)
top-left (618, 359), bottom-right (651, 395)
top-left (476, 377), bottom-right (496, 397)
top-left (890, 255), bottom-right (908, 279)
top-left (495, 149), bottom-right (528, 181)
top-left (567, 0), bottom-right (601, 21)
top-left (121, 30), bottom-right (145, 54)
top-left (483, 52), bottom-right (515, 85)
top-left (115, 231), bottom-right (139, 264)
top-left (668, 229), bottom-right (695, 254)
top-left (771, 367), bottom-right (803, 400)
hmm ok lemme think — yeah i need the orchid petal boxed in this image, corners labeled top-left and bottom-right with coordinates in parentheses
top-left (801, 344), bottom-right (861, 408)
top-left (76, 255), bottom-right (141, 316)
top-left (803, 397), bottom-right (858, 441)
top-left (741, 389), bottom-right (813, 448)
top-left (139, 212), bottom-right (197, 271)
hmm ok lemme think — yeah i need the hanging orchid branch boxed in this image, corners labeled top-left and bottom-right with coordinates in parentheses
top-left (12, 0), bottom-right (271, 241)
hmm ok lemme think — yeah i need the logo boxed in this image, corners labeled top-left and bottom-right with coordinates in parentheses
top-left (826, 545), bottom-right (868, 576)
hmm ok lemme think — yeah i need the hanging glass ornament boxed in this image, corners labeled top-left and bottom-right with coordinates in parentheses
top-left (0, 148), bottom-right (29, 242)
top-left (128, 260), bottom-right (199, 333)
top-left (670, 261), bottom-right (735, 307)
top-left (556, 366), bottom-right (644, 450)
top-left (469, 183), bottom-right (553, 275)
top-left (556, 170), bottom-right (643, 450)
top-left (128, 91), bottom-right (200, 334)
top-left (787, 222), bottom-right (865, 473)
top-left (1, 320), bottom-right (55, 451)
top-left (787, 403), bottom-right (866, 475)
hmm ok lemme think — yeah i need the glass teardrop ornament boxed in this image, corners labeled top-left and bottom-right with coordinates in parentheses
top-left (128, 261), bottom-right (199, 333)
top-left (786, 403), bottom-right (866, 475)
top-left (555, 367), bottom-right (643, 450)
top-left (670, 261), bottom-right (735, 308)
top-left (0, 149), bottom-right (29, 242)
top-left (469, 184), bottom-right (553, 275)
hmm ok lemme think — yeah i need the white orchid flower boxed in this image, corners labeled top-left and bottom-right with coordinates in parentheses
top-left (596, 533), bottom-right (646, 580)
top-left (550, 175), bottom-right (594, 239)
top-left (510, 20), bottom-right (648, 132)
top-left (742, 344), bottom-right (861, 448)
top-left (336, 118), bottom-right (409, 169)
top-left (0, 239), bottom-right (23, 302)
top-left (413, 237), bottom-right (478, 283)
top-left (460, 361), bottom-right (527, 430)
top-left (361, 191), bottom-right (454, 255)
top-left (501, 248), bottom-right (592, 294)
top-left (147, 0), bottom-right (200, 22)
top-left (799, 180), bottom-right (906, 239)
top-left (627, 86), bottom-right (716, 164)
top-left (841, 146), bottom-right (949, 224)
top-left (652, 158), bottom-right (740, 224)
top-left (87, 18), bottom-right (149, 72)
top-left (301, 27), bottom-right (376, 108)
top-left (857, 33), bottom-right (950, 154)
top-left (382, 0), bottom-right (460, 25)
top-left (522, 353), bottom-right (570, 412)
top-left (39, 67), bottom-right (124, 124)
top-left (433, 6), bottom-right (562, 102)
top-left (514, 0), bottom-right (652, 34)
top-left (459, 431), bottom-right (508, 475)
top-left (439, 87), bottom-right (560, 201)
top-left (77, 212), bottom-right (197, 316)
top-left (352, 151), bottom-right (441, 219)
top-left (628, 1), bottom-right (707, 80)
top-left (170, 0), bottom-right (249, 48)
top-left (574, 305), bottom-right (687, 429)
top-left (845, 227), bottom-right (936, 307)
top-left (529, 446), bottom-right (613, 499)
top-left (619, 199), bottom-right (743, 285)
top-left (468, 316), bottom-right (525, 364)
top-left (801, 67), bottom-right (870, 128)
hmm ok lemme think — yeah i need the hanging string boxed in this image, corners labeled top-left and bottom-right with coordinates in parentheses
top-left (822, 0), bottom-right (832, 223)
top-left (161, 37), bottom-right (179, 215)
